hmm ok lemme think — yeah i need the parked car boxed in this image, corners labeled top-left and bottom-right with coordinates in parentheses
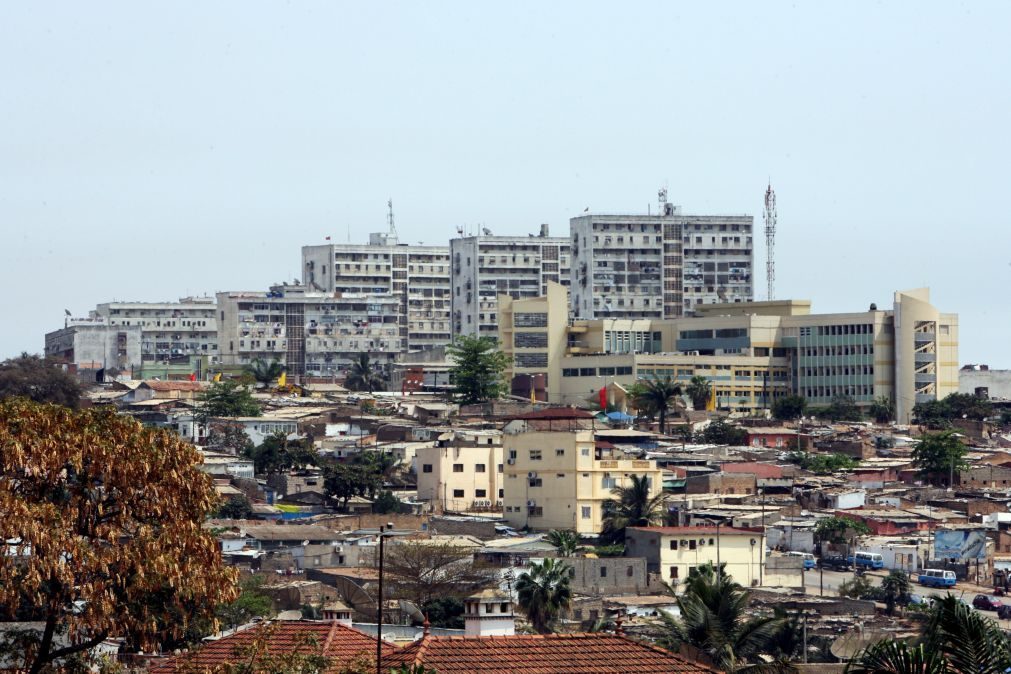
top-left (819, 555), bottom-right (852, 571)
top-left (997, 604), bottom-right (1011, 620)
top-left (972, 594), bottom-right (1003, 611)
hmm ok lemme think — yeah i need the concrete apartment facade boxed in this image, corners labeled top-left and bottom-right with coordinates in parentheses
top-left (502, 427), bottom-right (664, 534)
top-left (302, 232), bottom-right (451, 352)
top-left (45, 321), bottom-right (142, 374)
top-left (450, 226), bottom-right (570, 340)
top-left (569, 196), bottom-right (753, 321)
top-left (500, 283), bottom-right (957, 423)
top-left (625, 526), bottom-right (766, 588)
top-left (216, 284), bottom-right (403, 377)
top-left (47, 297), bottom-right (217, 373)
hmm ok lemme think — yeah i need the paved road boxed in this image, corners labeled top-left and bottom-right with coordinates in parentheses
top-left (802, 567), bottom-right (856, 596)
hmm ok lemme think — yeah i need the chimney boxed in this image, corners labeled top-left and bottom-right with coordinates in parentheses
top-left (464, 590), bottom-right (515, 636)
top-left (539, 223), bottom-right (550, 237)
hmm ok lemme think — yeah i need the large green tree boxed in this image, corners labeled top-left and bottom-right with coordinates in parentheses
top-left (921, 594), bottom-right (1011, 674)
top-left (0, 399), bottom-right (238, 674)
top-left (685, 375), bottom-right (712, 411)
top-left (814, 515), bottom-right (871, 544)
top-left (846, 640), bottom-right (947, 674)
top-left (0, 352), bottom-right (82, 407)
top-left (446, 335), bottom-right (509, 405)
top-left (245, 433), bottom-right (318, 476)
top-left (822, 394), bottom-right (863, 422)
top-left (661, 562), bottom-right (785, 673)
top-left (880, 570), bottom-right (911, 616)
top-left (630, 376), bottom-right (683, 434)
top-left (911, 431), bottom-right (967, 486)
top-left (323, 462), bottom-right (382, 510)
top-left (515, 558), bottom-right (572, 634)
top-left (868, 396), bottom-right (894, 424)
top-left (771, 394), bottom-right (806, 421)
top-left (601, 474), bottom-right (668, 545)
top-left (196, 381), bottom-right (260, 422)
top-left (344, 353), bottom-right (385, 393)
top-left (697, 418), bottom-right (748, 445)
top-left (217, 575), bottom-right (275, 629)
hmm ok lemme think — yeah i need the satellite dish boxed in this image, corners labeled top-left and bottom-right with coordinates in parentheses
top-left (399, 599), bottom-right (426, 623)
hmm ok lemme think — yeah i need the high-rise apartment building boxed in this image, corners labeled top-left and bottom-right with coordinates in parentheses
top-left (46, 297), bottom-right (218, 372)
top-left (450, 225), bottom-right (570, 339)
top-left (569, 194), bottom-right (753, 320)
top-left (216, 284), bottom-right (403, 377)
top-left (302, 232), bottom-right (451, 352)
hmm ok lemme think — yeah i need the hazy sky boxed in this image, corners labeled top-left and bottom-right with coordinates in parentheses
top-left (2, 2), bottom-right (1008, 364)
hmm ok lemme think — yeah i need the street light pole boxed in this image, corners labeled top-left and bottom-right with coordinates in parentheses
top-left (376, 522), bottom-right (394, 674)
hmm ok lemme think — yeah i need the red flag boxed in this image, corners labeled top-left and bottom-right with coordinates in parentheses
top-left (599, 386), bottom-right (607, 410)
top-left (189, 373), bottom-right (197, 382)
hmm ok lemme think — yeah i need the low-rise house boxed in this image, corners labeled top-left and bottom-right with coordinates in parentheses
top-left (625, 526), bottom-right (766, 589)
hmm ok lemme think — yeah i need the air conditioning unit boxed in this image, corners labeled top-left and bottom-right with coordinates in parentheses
top-left (527, 472), bottom-right (537, 478)
top-left (527, 500), bottom-right (536, 507)
top-left (506, 458), bottom-right (516, 465)
top-left (699, 539), bottom-right (706, 546)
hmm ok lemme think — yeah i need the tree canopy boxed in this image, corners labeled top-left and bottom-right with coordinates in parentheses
top-left (344, 353), bottom-right (386, 393)
top-left (771, 395), bottom-right (806, 421)
top-left (0, 353), bottom-right (82, 407)
top-left (546, 529), bottom-right (582, 557)
top-left (243, 359), bottom-right (285, 389)
top-left (446, 335), bottom-right (510, 405)
top-left (911, 431), bottom-right (968, 486)
top-left (629, 376), bottom-right (683, 434)
top-left (913, 392), bottom-right (993, 429)
top-left (515, 558), bottom-right (572, 634)
top-left (384, 541), bottom-right (495, 609)
top-left (601, 474), bottom-right (668, 545)
top-left (196, 381), bottom-right (261, 422)
top-left (0, 399), bottom-right (238, 674)
top-left (788, 451), bottom-right (859, 475)
top-left (245, 433), bottom-right (318, 476)
top-left (814, 515), bottom-right (871, 544)
top-left (696, 418), bottom-right (748, 446)
top-left (684, 375), bottom-right (712, 411)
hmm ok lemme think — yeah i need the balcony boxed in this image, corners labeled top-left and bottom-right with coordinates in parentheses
top-left (914, 332), bottom-right (935, 343)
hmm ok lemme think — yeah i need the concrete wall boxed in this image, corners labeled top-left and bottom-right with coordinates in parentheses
top-left (685, 473), bottom-right (756, 496)
top-left (554, 556), bottom-right (653, 596)
top-left (960, 369), bottom-right (1011, 400)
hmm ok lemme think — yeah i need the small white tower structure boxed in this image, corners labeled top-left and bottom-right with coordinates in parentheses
top-left (464, 589), bottom-right (515, 636)
top-left (322, 600), bottom-right (354, 627)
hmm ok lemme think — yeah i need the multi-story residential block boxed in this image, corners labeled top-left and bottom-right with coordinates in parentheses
top-left (501, 410), bottom-right (664, 534)
top-left (46, 296), bottom-right (217, 373)
top-left (500, 282), bottom-right (957, 423)
top-left (450, 225), bottom-right (570, 339)
top-left (45, 320), bottom-right (142, 374)
top-left (569, 194), bottom-right (753, 320)
top-left (301, 232), bottom-right (450, 352)
top-left (415, 430), bottom-right (504, 512)
top-left (624, 526), bottom-right (766, 589)
top-left (216, 284), bottom-right (403, 377)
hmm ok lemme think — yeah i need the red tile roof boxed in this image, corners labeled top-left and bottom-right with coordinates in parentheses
top-left (628, 526), bottom-right (764, 536)
top-left (382, 633), bottom-right (719, 673)
top-left (148, 621), bottom-right (393, 673)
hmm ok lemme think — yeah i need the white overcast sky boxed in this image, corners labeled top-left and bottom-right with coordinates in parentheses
top-left (1, 1), bottom-right (1007, 364)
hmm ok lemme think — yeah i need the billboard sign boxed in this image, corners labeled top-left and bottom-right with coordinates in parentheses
top-left (934, 530), bottom-right (987, 560)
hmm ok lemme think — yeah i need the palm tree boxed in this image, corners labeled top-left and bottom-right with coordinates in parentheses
top-left (921, 594), bottom-right (1011, 674)
top-left (515, 558), bottom-right (572, 634)
top-left (685, 375), bottom-right (712, 411)
top-left (879, 570), bottom-right (910, 615)
top-left (600, 474), bottom-right (667, 545)
top-left (846, 640), bottom-right (947, 674)
top-left (344, 353), bottom-right (385, 393)
top-left (546, 530), bottom-right (581, 557)
top-left (631, 376), bottom-right (683, 435)
top-left (661, 562), bottom-right (786, 674)
top-left (244, 358), bottom-right (285, 389)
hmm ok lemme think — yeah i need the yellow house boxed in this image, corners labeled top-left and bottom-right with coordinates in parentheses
top-left (625, 526), bottom-right (766, 589)
top-left (415, 439), bottom-right (503, 513)
top-left (502, 409), bottom-right (664, 534)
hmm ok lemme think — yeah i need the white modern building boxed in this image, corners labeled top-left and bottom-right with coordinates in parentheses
top-left (302, 231), bottom-right (451, 352)
top-left (450, 225), bottom-right (570, 339)
top-left (569, 191), bottom-right (753, 320)
top-left (216, 284), bottom-right (403, 378)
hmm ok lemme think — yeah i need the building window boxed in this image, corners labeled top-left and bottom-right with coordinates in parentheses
top-left (670, 566), bottom-right (679, 578)
top-left (555, 448), bottom-right (565, 456)
top-left (453, 489), bottom-right (465, 498)
top-left (670, 540), bottom-right (677, 550)
top-left (581, 506), bottom-right (591, 519)
top-left (475, 464), bottom-right (486, 473)
top-left (600, 567), bottom-right (608, 578)
top-left (529, 450), bottom-right (542, 461)
top-left (626, 566), bottom-right (634, 577)
top-left (453, 464), bottom-right (464, 473)
top-left (422, 464), bottom-right (433, 473)
top-left (475, 489), bottom-right (487, 498)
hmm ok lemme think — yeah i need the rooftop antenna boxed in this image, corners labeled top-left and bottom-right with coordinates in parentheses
top-left (387, 198), bottom-right (398, 239)
top-left (764, 181), bottom-right (777, 301)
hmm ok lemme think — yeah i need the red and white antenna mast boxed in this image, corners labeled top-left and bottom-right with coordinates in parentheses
top-left (764, 182), bottom-right (777, 301)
